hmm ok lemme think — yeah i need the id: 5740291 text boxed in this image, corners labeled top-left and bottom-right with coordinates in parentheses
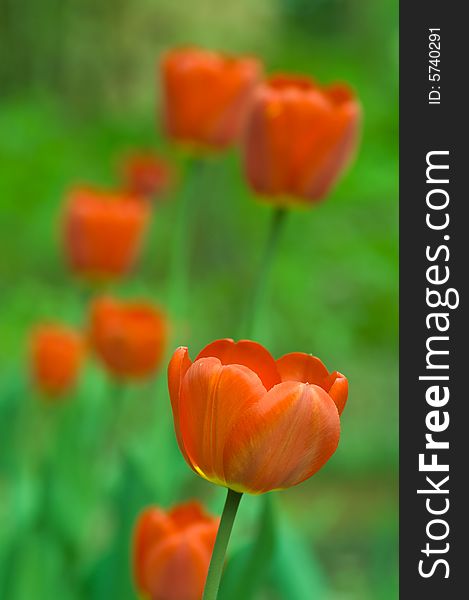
top-left (428, 28), bottom-right (441, 105)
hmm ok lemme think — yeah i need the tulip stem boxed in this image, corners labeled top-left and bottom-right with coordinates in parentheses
top-left (203, 489), bottom-right (243, 600)
top-left (244, 206), bottom-right (288, 338)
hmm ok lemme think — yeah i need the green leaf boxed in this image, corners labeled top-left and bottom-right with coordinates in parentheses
top-left (84, 454), bottom-right (154, 600)
top-left (269, 521), bottom-right (327, 600)
top-left (219, 495), bottom-right (328, 600)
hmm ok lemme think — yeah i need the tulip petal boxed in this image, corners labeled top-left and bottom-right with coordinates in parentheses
top-left (89, 297), bottom-right (167, 379)
top-left (162, 49), bottom-right (262, 149)
top-left (169, 501), bottom-right (214, 530)
top-left (325, 371), bottom-right (348, 415)
top-left (133, 507), bottom-right (173, 593)
top-left (302, 102), bottom-right (361, 200)
top-left (143, 535), bottom-right (210, 600)
top-left (325, 83), bottom-right (357, 106)
top-left (168, 346), bottom-right (193, 406)
top-left (31, 326), bottom-right (84, 397)
top-left (179, 357), bottom-right (266, 486)
top-left (193, 521), bottom-right (219, 555)
top-left (64, 188), bottom-right (149, 278)
top-left (265, 88), bottom-right (333, 195)
top-left (243, 77), bottom-right (360, 204)
top-left (196, 338), bottom-right (280, 390)
top-left (224, 381), bottom-right (340, 493)
top-left (276, 352), bottom-right (329, 385)
top-left (168, 347), bottom-right (193, 464)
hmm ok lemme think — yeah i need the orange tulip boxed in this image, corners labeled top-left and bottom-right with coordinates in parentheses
top-left (133, 502), bottom-right (219, 600)
top-left (30, 325), bottom-right (84, 398)
top-left (243, 74), bottom-right (361, 205)
top-left (161, 47), bottom-right (262, 150)
top-left (168, 339), bottom-right (348, 494)
top-left (63, 186), bottom-right (150, 280)
top-left (121, 152), bottom-right (173, 200)
top-left (89, 297), bottom-right (167, 380)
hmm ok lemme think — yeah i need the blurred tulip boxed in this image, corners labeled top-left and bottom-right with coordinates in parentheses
top-left (133, 502), bottom-right (219, 600)
top-left (31, 325), bottom-right (84, 398)
top-left (168, 338), bottom-right (347, 494)
top-left (63, 187), bottom-right (150, 280)
top-left (89, 297), bottom-right (167, 380)
top-left (121, 152), bottom-right (174, 200)
top-left (161, 47), bottom-right (262, 150)
top-left (243, 75), bottom-right (361, 205)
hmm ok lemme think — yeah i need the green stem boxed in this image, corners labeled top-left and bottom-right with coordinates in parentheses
top-left (36, 404), bottom-right (57, 530)
top-left (243, 207), bottom-right (288, 339)
top-left (168, 157), bottom-right (203, 328)
top-left (203, 489), bottom-right (243, 600)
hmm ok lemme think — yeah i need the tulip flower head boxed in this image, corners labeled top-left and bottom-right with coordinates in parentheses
top-left (133, 502), bottom-right (219, 600)
top-left (89, 297), bottom-right (167, 380)
top-left (30, 325), bottom-right (84, 398)
top-left (63, 186), bottom-right (150, 280)
top-left (168, 339), bottom-right (348, 494)
top-left (243, 74), bottom-right (361, 205)
top-left (121, 152), bottom-right (173, 200)
top-left (161, 47), bottom-right (263, 150)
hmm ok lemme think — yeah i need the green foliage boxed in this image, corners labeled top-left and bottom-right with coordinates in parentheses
top-left (0, 0), bottom-right (398, 598)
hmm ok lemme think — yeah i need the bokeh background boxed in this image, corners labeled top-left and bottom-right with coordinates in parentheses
top-left (0, 0), bottom-right (398, 599)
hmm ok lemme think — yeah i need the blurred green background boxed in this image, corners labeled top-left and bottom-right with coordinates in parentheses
top-left (0, 0), bottom-right (398, 599)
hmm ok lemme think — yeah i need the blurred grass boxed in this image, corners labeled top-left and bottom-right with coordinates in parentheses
top-left (0, 0), bottom-right (397, 598)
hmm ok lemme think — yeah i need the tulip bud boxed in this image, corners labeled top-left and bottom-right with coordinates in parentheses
top-left (243, 75), bottom-right (361, 205)
top-left (133, 502), bottom-right (219, 600)
top-left (121, 152), bottom-right (173, 200)
top-left (89, 297), bottom-right (167, 380)
top-left (161, 47), bottom-right (263, 150)
top-left (62, 186), bottom-right (150, 280)
top-left (30, 325), bottom-right (84, 398)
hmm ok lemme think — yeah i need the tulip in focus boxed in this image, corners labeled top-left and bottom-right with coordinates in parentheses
top-left (133, 502), bottom-right (219, 600)
top-left (161, 47), bottom-right (263, 150)
top-left (121, 152), bottom-right (173, 200)
top-left (89, 297), bottom-right (167, 380)
top-left (63, 186), bottom-right (150, 280)
top-left (168, 338), bottom-right (348, 494)
top-left (243, 75), bottom-right (361, 205)
top-left (31, 325), bottom-right (84, 398)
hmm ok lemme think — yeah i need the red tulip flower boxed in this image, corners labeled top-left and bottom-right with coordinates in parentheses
top-left (243, 75), bottom-right (361, 205)
top-left (133, 502), bottom-right (219, 600)
top-left (161, 47), bottom-right (262, 150)
top-left (30, 325), bottom-right (84, 398)
top-left (168, 339), bottom-right (348, 494)
top-left (121, 152), bottom-right (173, 200)
top-left (63, 186), bottom-right (150, 280)
top-left (89, 297), bottom-right (167, 380)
